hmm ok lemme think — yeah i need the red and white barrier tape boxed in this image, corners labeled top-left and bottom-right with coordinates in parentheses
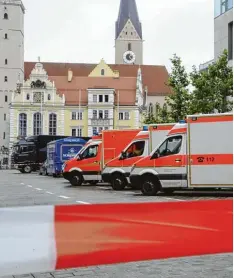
top-left (0, 200), bottom-right (232, 276)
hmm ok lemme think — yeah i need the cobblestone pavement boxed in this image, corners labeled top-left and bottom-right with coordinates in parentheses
top-left (0, 170), bottom-right (233, 277)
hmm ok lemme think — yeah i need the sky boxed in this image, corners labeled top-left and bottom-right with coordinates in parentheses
top-left (23, 0), bottom-right (214, 72)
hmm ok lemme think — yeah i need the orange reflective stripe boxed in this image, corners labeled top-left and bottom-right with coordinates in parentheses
top-left (168, 128), bottom-right (187, 135)
top-left (190, 154), bottom-right (233, 165)
top-left (135, 134), bottom-right (148, 140)
top-left (149, 125), bottom-right (174, 131)
top-left (188, 115), bottom-right (233, 123)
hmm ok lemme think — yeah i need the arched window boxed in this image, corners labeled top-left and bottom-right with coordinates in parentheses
top-left (19, 113), bottom-right (27, 137)
top-left (4, 76), bottom-right (7, 82)
top-left (33, 112), bottom-right (42, 135)
top-left (128, 43), bottom-right (132, 51)
top-left (26, 94), bottom-right (30, 100)
top-left (48, 94), bottom-right (51, 100)
top-left (5, 59), bottom-right (7, 65)
top-left (101, 69), bottom-right (105, 76)
top-left (49, 113), bottom-right (57, 135)
top-left (4, 33), bottom-right (8, 39)
top-left (4, 13), bottom-right (8, 20)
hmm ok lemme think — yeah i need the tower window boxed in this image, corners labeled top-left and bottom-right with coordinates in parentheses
top-left (128, 43), bottom-right (132, 51)
top-left (5, 59), bottom-right (8, 65)
top-left (3, 13), bottom-right (8, 20)
top-left (125, 32), bottom-right (127, 35)
top-left (26, 94), bottom-right (30, 100)
top-left (101, 69), bottom-right (105, 76)
top-left (4, 33), bottom-right (8, 39)
top-left (48, 94), bottom-right (51, 100)
top-left (4, 76), bottom-right (7, 82)
top-left (5, 95), bottom-right (8, 102)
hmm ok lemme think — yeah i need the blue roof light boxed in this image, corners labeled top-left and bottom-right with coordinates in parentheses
top-left (179, 120), bottom-right (186, 123)
top-left (143, 126), bottom-right (148, 131)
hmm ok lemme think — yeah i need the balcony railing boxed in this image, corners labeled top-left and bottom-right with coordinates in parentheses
top-left (91, 118), bottom-right (112, 126)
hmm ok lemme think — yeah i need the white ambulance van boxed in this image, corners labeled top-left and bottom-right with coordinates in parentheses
top-left (129, 113), bottom-right (233, 196)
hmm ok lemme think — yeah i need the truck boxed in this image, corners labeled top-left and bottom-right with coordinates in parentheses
top-left (62, 129), bottom-right (140, 186)
top-left (11, 135), bottom-right (89, 173)
top-left (129, 113), bottom-right (233, 196)
top-left (46, 137), bottom-right (90, 177)
top-left (102, 123), bottom-right (175, 190)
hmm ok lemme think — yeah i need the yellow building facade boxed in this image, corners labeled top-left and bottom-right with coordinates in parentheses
top-left (10, 60), bottom-right (145, 147)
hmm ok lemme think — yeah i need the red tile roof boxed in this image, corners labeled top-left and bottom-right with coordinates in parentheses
top-left (24, 62), bottom-right (171, 97)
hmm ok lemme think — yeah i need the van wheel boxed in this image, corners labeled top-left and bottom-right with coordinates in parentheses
top-left (141, 175), bottom-right (161, 196)
top-left (24, 165), bottom-right (32, 174)
top-left (111, 173), bottom-right (127, 191)
top-left (70, 172), bottom-right (83, 186)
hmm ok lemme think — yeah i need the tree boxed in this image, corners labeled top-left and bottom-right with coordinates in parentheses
top-left (143, 103), bottom-right (156, 124)
top-left (190, 50), bottom-right (233, 113)
top-left (158, 103), bottom-right (170, 123)
top-left (166, 54), bottom-right (191, 122)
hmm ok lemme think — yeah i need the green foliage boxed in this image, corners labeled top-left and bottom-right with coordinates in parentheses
top-left (143, 102), bottom-right (173, 124)
top-left (190, 50), bottom-right (233, 113)
top-left (143, 50), bottom-right (233, 125)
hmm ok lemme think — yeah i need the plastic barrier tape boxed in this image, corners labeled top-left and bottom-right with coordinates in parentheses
top-left (0, 200), bottom-right (232, 276)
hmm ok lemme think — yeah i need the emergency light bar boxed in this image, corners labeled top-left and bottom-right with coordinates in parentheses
top-left (179, 120), bottom-right (186, 123)
top-left (142, 126), bottom-right (148, 131)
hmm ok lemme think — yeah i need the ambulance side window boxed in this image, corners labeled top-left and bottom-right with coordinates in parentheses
top-left (81, 145), bottom-right (98, 159)
top-left (125, 140), bottom-right (145, 158)
top-left (157, 135), bottom-right (182, 157)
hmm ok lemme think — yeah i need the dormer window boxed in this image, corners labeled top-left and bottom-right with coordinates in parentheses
top-left (48, 94), bottom-right (51, 100)
top-left (101, 69), bottom-right (105, 76)
top-left (4, 13), bottom-right (8, 20)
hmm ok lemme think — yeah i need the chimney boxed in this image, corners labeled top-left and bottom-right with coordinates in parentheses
top-left (68, 68), bottom-right (73, 82)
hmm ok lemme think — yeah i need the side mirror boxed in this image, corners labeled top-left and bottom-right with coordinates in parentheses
top-left (120, 151), bottom-right (127, 160)
top-left (77, 154), bottom-right (82, 160)
top-left (151, 151), bottom-right (160, 160)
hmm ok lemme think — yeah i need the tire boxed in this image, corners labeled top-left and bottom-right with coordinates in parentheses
top-left (111, 173), bottom-right (127, 191)
top-left (53, 173), bottom-right (57, 178)
top-left (19, 169), bottom-right (25, 173)
top-left (141, 175), bottom-right (161, 196)
top-left (23, 165), bottom-right (32, 174)
top-left (163, 188), bottom-right (174, 195)
top-left (70, 172), bottom-right (83, 186)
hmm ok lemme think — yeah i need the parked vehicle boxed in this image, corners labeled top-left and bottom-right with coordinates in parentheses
top-left (102, 123), bottom-right (175, 190)
top-left (46, 137), bottom-right (89, 177)
top-left (62, 129), bottom-right (140, 186)
top-left (39, 160), bottom-right (48, 176)
top-left (11, 135), bottom-right (70, 173)
top-left (129, 113), bottom-right (233, 196)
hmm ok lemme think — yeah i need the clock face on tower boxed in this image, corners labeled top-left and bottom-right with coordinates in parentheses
top-left (123, 51), bottom-right (136, 64)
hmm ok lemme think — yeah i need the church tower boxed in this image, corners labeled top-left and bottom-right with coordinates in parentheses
top-left (0, 0), bottom-right (25, 147)
top-left (115, 0), bottom-right (143, 65)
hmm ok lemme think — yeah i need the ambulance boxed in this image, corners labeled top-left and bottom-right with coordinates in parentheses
top-left (102, 123), bottom-right (175, 190)
top-left (129, 113), bottom-right (233, 196)
top-left (62, 129), bottom-right (140, 186)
